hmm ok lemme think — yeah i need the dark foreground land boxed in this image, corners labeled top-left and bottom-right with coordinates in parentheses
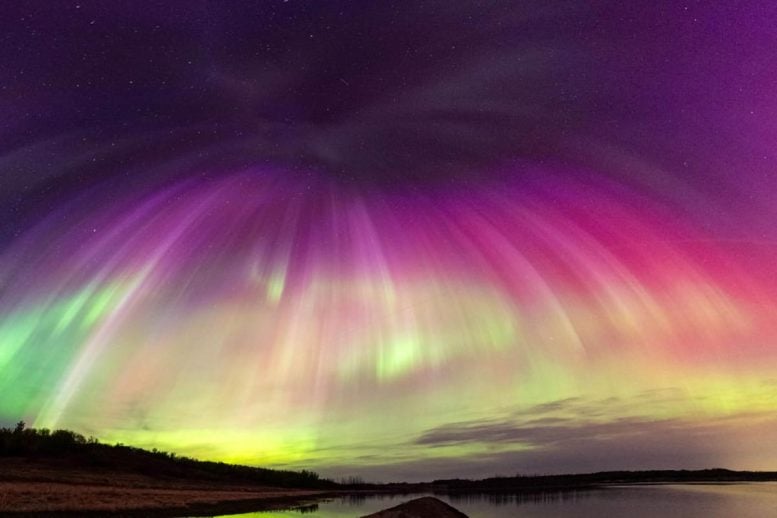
top-left (0, 455), bottom-right (332, 516)
top-left (0, 424), bottom-right (334, 515)
top-left (2, 425), bottom-right (777, 515)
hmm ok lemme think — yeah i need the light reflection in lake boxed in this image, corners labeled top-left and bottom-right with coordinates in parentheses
top-left (219, 483), bottom-right (777, 518)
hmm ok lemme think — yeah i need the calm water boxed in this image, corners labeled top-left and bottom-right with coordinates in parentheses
top-left (218, 483), bottom-right (777, 517)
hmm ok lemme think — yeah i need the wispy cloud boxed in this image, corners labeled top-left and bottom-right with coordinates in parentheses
top-left (315, 391), bottom-right (777, 482)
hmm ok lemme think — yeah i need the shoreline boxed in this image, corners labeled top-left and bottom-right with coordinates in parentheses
top-left (0, 480), bottom-right (766, 518)
top-left (0, 482), bottom-right (335, 517)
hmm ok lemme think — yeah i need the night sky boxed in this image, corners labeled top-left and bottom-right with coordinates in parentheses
top-left (2, 1), bottom-right (777, 482)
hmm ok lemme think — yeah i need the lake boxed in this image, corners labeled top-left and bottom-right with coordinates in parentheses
top-left (218, 483), bottom-right (777, 517)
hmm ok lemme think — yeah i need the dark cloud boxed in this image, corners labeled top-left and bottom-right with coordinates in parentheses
top-left (315, 394), bottom-right (777, 482)
top-left (415, 393), bottom-right (689, 448)
top-left (319, 414), bottom-right (777, 482)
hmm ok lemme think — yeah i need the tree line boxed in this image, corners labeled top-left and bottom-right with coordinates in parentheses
top-left (1, 421), bottom-right (333, 489)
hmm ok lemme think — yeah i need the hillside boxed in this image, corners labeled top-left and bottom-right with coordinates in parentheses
top-left (0, 422), bottom-right (334, 515)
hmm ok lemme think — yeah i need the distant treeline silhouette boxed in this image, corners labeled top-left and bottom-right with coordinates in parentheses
top-left (334, 468), bottom-right (777, 493)
top-left (0, 421), bottom-right (334, 489)
top-left (429, 468), bottom-right (777, 491)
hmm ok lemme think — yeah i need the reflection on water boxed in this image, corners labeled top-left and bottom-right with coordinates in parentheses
top-left (219, 483), bottom-right (777, 517)
top-left (447, 489), bottom-right (592, 507)
top-left (291, 503), bottom-right (319, 514)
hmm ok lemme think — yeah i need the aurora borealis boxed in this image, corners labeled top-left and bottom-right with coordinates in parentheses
top-left (3, 1), bottom-right (777, 481)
